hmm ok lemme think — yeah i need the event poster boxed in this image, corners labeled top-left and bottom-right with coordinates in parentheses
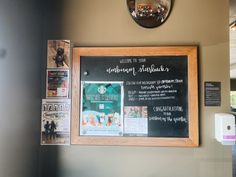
top-left (46, 69), bottom-right (69, 98)
top-left (41, 99), bottom-right (71, 145)
top-left (80, 82), bottom-right (123, 136)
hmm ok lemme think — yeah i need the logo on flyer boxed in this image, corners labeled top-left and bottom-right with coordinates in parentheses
top-left (98, 85), bottom-right (106, 94)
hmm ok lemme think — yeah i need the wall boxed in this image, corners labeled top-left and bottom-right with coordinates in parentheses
top-left (0, 1), bottom-right (43, 177)
top-left (40, 0), bottom-right (231, 177)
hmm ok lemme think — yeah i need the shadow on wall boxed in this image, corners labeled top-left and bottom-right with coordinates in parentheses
top-left (39, 0), bottom-right (64, 177)
top-left (39, 146), bottom-right (60, 177)
top-left (0, 48), bottom-right (7, 59)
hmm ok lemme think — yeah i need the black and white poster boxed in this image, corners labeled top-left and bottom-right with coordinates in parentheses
top-left (204, 82), bottom-right (221, 106)
top-left (41, 99), bottom-right (71, 145)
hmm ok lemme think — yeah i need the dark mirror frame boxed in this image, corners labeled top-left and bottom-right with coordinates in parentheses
top-left (127, 0), bottom-right (172, 28)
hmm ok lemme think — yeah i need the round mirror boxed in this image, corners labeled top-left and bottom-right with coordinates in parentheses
top-left (127, 0), bottom-right (172, 28)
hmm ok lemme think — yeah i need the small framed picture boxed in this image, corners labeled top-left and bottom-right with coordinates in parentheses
top-left (47, 40), bottom-right (70, 68)
top-left (41, 99), bottom-right (71, 145)
top-left (46, 69), bottom-right (69, 98)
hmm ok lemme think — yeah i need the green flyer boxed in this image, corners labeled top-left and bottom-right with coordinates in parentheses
top-left (80, 81), bottom-right (124, 136)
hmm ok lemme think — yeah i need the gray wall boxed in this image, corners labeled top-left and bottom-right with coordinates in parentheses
top-left (39, 0), bottom-right (232, 177)
top-left (0, 1), bottom-right (43, 177)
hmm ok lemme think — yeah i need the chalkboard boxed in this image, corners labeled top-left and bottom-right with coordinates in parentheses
top-left (71, 47), bottom-right (199, 147)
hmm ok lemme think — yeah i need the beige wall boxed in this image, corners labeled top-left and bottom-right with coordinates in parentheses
top-left (40, 0), bottom-right (232, 177)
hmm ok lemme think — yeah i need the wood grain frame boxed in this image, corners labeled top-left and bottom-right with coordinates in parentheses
top-left (71, 46), bottom-right (199, 147)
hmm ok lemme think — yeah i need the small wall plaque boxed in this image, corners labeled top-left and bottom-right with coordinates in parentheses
top-left (204, 82), bottom-right (221, 106)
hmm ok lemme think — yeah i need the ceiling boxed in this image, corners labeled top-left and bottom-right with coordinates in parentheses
top-left (230, 0), bottom-right (236, 78)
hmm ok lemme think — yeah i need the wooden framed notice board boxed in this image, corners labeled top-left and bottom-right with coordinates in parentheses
top-left (71, 46), bottom-right (199, 147)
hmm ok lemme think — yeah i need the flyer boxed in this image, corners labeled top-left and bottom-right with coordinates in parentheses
top-left (46, 69), bottom-right (69, 98)
top-left (47, 40), bottom-right (70, 68)
top-left (41, 99), bottom-right (71, 145)
top-left (80, 81), bottom-right (124, 136)
top-left (124, 106), bottom-right (148, 136)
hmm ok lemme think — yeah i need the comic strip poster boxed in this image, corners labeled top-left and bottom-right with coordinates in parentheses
top-left (124, 106), bottom-right (148, 136)
top-left (46, 69), bottom-right (69, 98)
top-left (47, 40), bottom-right (70, 68)
top-left (80, 81), bottom-right (124, 136)
top-left (41, 99), bottom-right (71, 145)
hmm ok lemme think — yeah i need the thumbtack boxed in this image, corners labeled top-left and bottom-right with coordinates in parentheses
top-left (84, 71), bottom-right (89, 76)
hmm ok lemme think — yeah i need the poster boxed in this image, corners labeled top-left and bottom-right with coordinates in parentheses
top-left (46, 69), bottom-right (69, 98)
top-left (124, 106), bottom-right (148, 136)
top-left (41, 99), bottom-right (71, 145)
top-left (47, 40), bottom-right (70, 68)
top-left (80, 81), bottom-right (123, 136)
